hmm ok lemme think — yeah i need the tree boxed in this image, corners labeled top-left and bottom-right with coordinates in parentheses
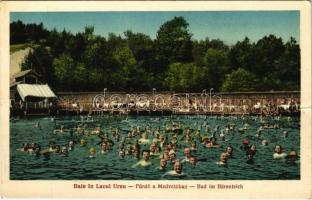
top-left (47, 29), bottom-right (73, 57)
top-left (154, 17), bottom-right (193, 73)
top-left (193, 38), bottom-right (229, 68)
top-left (11, 20), bottom-right (301, 92)
top-left (25, 23), bottom-right (48, 43)
top-left (10, 20), bottom-right (26, 44)
top-left (124, 30), bottom-right (154, 72)
top-left (203, 48), bottom-right (230, 91)
top-left (72, 62), bottom-right (88, 91)
top-left (228, 37), bottom-right (253, 71)
top-left (221, 68), bottom-right (257, 92)
top-left (53, 54), bottom-right (75, 91)
top-left (21, 46), bottom-right (54, 85)
top-left (275, 37), bottom-right (300, 90)
top-left (164, 62), bottom-right (202, 92)
top-left (113, 47), bottom-right (148, 91)
top-left (251, 34), bottom-right (285, 78)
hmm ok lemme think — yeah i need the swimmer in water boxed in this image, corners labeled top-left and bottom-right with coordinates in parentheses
top-left (246, 144), bottom-right (256, 164)
top-left (100, 142), bottom-right (109, 154)
top-left (133, 148), bottom-right (140, 160)
top-left (188, 156), bottom-right (197, 167)
top-left (225, 145), bottom-right (233, 158)
top-left (138, 133), bottom-right (151, 145)
top-left (18, 143), bottom-right (30, 152)
top-left (68, 140), bottom-right (75, 151)
top-left (282, 130), bottom-right (288, 138)
top-left (205, 137), bottom-right (221, 148)
top-left (273, 144), bottom-right (287, 159)
top-left (220, 130), bottom-right (225, 141)
top-left (240, 139), bottom-right (250, 152)
top-left (126, 144), bottom-right (133, 155)
top-left (89, 147), bottom-right (96, 159)
top-left (163, 161), bottom-right (185, 177)
top-left (53, 125), bottom-right (67, 134)
top-left (201, 136), bottom-right (209, 147)
top-left (80, 139), bottom-right (86, 147)
top-left (157, 158), bottom-right (167, 171)
top-left (216, 152), bottom-right (228, 166)
top-left (119, 150), bottom-right (125, 159)
top-left (91, 126), bottom-right (101, 135)
top-left (54, 145), bottom-right (61, 154)
top-left (181, 148), bottom-right (192, 163)
top-left (190, 141), bottom-right (198, 152)
top-left (261, 139), bottom-right (268, 146)
top-left (255, 130), bottom-right (262, 138)
top-left (61, 147), bottom-right (69, 157)
top-left (43, 151), bottom-right (50, 161)
top-left (285, 150), bottom-right (299, 164)
top-left (48, 142), bottom-right (57, 152)
top-left (35, 122), bottom-right (41, 130)
top-left (34, 145), bottom-right (41, 157)
top-left (132, 150), bottom-right (152, 168)
top-left (168, 149), bottom-right (177, 164)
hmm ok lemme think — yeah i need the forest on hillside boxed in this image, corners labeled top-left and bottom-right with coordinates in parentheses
top-left (10, 17), bottom-right (300, 92)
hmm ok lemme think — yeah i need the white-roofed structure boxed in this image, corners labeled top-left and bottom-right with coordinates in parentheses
top-left (17, 84), bottom-right (56, 101)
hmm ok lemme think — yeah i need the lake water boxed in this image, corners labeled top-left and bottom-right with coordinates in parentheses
top-left (10, 115), bottom-right (300, 180)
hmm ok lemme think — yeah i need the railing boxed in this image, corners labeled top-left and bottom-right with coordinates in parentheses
top-left (56, 90), bottom-right (300, 115)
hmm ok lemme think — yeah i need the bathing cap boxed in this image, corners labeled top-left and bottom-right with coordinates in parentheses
top-left (288, 151), bottom-right (297, 156)
top-left (243, 139), bottom-right (249, 145)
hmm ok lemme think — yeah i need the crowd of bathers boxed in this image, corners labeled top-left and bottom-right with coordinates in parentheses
top-left (18, 115), bottom-right (300, 177)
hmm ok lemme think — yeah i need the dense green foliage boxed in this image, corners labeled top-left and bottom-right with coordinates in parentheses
top-left (11, 17), bottom-right (300, 92)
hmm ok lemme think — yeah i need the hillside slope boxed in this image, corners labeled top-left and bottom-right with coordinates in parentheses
top-left (10, 47), bottom-right (32, 77)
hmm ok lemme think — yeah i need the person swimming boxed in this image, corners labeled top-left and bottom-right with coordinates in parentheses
top-left (246, 144), bottom-right (256, 164)
top-left (216, 152), bottom-right (228, 166)
top-left (119, 150), bottom-right (125, 159)
top-left (273, 144), bottom-right (287, 159)
top-left (90, 126), bottom-right (101, 135)
top-left (48, 142), bottom-right (57, 152)
top-left (157, 158), bottom-right (167, 171)
top-left (163, 160), bottom-right (186, 177)
top-left (225, 145), bottom-right (234, 158)
top-left (132, 150), bottom-right (152, 168)
top-left (282, 130), bottom-right (288, 138)
top-left (220, 130), bottom-right (225, 141)
top-left (285, 150), bottom-right (299, 164)
top-left (181, 147), bottom-right (192, 163)
top-left (190, 141), bottom-right (198, 152)
top-left (188, 156), bottom-right (197, 167)
top-left (34, 145), bottom-right (41, 157)
top-left (68, 140), bottom-right (75, 151)
top-left (80, 139), bottom-right (87, 147)
top-left (240, 139), bottom-right (250, 152)
top-left (205, 137), bottom-right (221, 148)
top-left (53, 125), bottom-right (69, 134)
top-left (35, 122), bottom-right (42, 130)
top-left (133, 148), bottom-right (140, 160)
top-left (42, 151), bottom-right (50, 161)
top-left (125, 144), bottom-right (133, 155)
top-left (18, 143), bottom-right (30, 152)
top-left (100, 142), bottom-right (110, 154)
top-left (54, 145), bottom-right (61, 154)
top-left (168, 149), bottom-right (177, 164)
top-left (261, 139), bottom-right (268, 146)
top-left (89, 147), bottom-right (96, 159)
top-left (61, 147), bottom-right (69, 157)
top-left (138, 133), bottom-right (151, 145)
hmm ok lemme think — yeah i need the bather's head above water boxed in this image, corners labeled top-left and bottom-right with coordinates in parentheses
top-left (142, 150), bottom-right (150, 161)
top-left (174, 161), bottom-right (183, 174)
